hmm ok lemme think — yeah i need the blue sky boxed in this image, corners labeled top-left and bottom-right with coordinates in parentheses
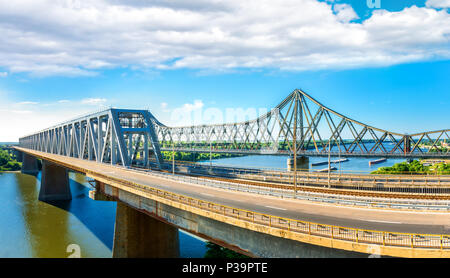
top-left (0, 0), bottom-right (448, 141)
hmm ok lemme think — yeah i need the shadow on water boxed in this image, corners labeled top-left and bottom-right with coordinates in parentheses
top-left (45, 172), bottom-right (117, 251)
top-left (12, 171), bottom-right (115, 257)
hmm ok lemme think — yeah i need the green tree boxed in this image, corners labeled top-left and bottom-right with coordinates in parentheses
top-left (203, 242), bottom-right (249, 258)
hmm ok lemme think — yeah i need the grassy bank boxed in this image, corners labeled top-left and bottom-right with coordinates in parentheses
top-left (0, 148), bottom-right (21, 171)
top-left (371, 160), bottom-right (450, 175)
top-left (204, 242), bottom-right (249, 258)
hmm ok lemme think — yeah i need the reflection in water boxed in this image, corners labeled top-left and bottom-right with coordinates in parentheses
top-left (0, 172), bottom-right (206, 258)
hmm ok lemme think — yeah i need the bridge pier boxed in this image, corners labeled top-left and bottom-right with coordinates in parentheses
top-left (21, 153), bottom-right (39, 175)
top-left (38, 160), bottom-right (71, 201)
top-left (287, 156), bottom-right (309, 172)
top-left (112, 202), bottom-right (180, 258)
top-left (13, 150), bottom-right (23, 162)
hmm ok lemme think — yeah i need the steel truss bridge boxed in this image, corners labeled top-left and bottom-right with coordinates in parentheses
top-left (19, 89), bottom-right (449, 169)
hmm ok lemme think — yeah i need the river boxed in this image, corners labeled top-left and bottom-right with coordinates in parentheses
top-left (0, 171), bottom-right (207, 258)
top-left (199, 154), bottom-right (406, 174)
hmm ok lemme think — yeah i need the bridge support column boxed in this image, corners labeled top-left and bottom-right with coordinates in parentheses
top-left (21, 153), bottom-right (39, 175)
top-left (14, 150), bottom-right (23, 162)
top-left (287, 156), bottom-right (309, 172)
top-left (89, 181), bottom-right (115, 201)
top-left (39, 160), bottom-right (71, 201)
top-left (112, 202), bottom-right (180, 258)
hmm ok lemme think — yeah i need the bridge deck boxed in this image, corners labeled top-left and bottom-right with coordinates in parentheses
top-left (15, 147), bottom-right (450, 235)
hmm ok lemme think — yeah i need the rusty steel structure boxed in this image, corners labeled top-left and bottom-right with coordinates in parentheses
top-left (153, 89), bottom-right (449, 159)
top-left (19, 89), bottom-right (449, 169)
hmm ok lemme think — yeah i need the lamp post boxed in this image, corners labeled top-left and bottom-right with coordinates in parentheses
top-left (339, 139), bottom-right (342, 177)
top-left (293, 99), bottom-right (298, 198)
top-left (172, 141), bottom-right (175, 175)
top-left (328, 136), bottom-right (332, 188)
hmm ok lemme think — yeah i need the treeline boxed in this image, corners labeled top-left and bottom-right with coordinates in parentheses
top-left (0, 148), bottom-right (21, 171)
top-left (203, 242), bottom-right (249, 258)
top-left (161, 151), bottom-right (244, 162)
top-left (160, 139), bottom-right (391, 151)
top-left (429, 147), bottom-right (450, 153)
top-left (372, 160), bottom-right (450, 175)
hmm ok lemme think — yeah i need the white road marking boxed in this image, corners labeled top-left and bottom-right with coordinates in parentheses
top-left (365, 220), bottom-right (403, 224)
top-left (200, 193), bottom-right (215, 197)
top-left (265, 205), bottom-right (287, 211)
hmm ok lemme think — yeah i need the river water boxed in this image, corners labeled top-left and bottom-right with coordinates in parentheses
top-left (199, 155), bottom-right (406, 174)
top-left (0, 171), bottom-right (207, 258)
top-left (0, 154), bottom-right (404, 258)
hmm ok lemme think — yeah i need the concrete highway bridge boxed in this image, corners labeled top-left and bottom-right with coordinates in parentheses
top-left (13, 89), bottom-right (450, 258)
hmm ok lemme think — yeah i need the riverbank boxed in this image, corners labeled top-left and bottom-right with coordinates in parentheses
top-left (371, 160), bottom-right (450, 175)
top-left (0, 148), bottom-right (21, 171)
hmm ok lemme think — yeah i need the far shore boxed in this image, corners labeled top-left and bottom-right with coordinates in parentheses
top-left (0, 170), bottom-right (21, 173)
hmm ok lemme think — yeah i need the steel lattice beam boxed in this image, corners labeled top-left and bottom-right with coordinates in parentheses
top-left (19, 90), bottom-right (450, 160)
top-left (19, 109), bottom-right (164, 168)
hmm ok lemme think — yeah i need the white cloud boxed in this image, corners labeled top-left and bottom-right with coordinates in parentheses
top-left (160, 102), bottom-right (171, 113)
top-left (0, 1), bottom-right (448, 76)
top-left (333, 4), bottom-right (359, 23)
top-left (81, 98), bottom-right (107, 105)
top-left (426, 0), bottom-right (450, 8)
top-left (0, 109), bottom-right (32, 114)
top-left (0, 72), bottom-right (7, 77)
top-left (170, 100), bottom-right (204, 126)
top-left (0, 94), bottom-right (106, 141)
top-left (182, 100), bottom-right (204, 112)
top-left (16, 101), bottom-right (38, 105)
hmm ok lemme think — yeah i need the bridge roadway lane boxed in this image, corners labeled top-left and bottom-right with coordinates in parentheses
top-left (18, 148), bottom-right (450, 235)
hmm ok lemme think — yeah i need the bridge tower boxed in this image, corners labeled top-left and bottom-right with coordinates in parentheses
top-left (288, 90), bottom-right (309, 171)
top-left (404, 135), bottom-right (411, 154)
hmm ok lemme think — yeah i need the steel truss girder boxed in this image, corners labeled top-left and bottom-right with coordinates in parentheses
top-left (19, 90), bottom-right (449, 159)
top-left (152, 89), bottom-right (449, 158)
top-left (19, 109), bottom-right (164, 168)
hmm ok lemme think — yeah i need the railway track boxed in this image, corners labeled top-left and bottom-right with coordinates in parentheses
top-left (156, 168), bottom-right (450, 201)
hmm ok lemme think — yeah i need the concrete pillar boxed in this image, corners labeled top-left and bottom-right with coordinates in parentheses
top-left (39, 160), bottom-right (71, 201)
top-left (113, 202), bottom-right (180, 258)
top-left (14, 150), bottom-right (23, 162)
top-left (287, 156), bottom-right (309, 172)
top-left (89, 181), bottom-right (115, 201)
top-left (21, 153), bottom-right (39, 175)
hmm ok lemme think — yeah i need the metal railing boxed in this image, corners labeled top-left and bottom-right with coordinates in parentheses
top-left (123, 165), bottom-right (450, 210)
top-left (169, 160), bottom-right (450, 190)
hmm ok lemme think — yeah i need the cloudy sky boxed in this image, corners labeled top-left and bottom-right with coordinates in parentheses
top-left (0, 0), bottom-right (449, 141)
